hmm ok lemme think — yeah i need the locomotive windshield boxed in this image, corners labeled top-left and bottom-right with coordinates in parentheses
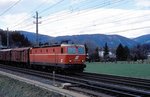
top-left (78, 47), bottom-right (85, 54)
top-left (68, 47), bottom-right (76, 54)
top-left (67, 46), bottom-right (85, 54)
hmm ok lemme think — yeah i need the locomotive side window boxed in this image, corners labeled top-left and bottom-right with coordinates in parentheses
top-left (46, 49), bottom-right (48, 53)
top-left (61, 48), bottom-right (63, 54)
top-left (78, 47), bottom-right (85, 54)
top-left (68, 47), bottom-right (76, 54)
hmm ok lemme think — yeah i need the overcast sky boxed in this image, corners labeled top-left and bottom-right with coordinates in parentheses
top-left (0, 0), bottom-right (150, 38)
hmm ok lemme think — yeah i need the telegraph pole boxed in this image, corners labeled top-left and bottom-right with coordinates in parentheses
top-left (7, 28), bottom-right (9, 48)
top-left (34, 11), bottom-right (41, 46)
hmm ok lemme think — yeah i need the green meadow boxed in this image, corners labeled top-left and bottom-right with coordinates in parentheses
top-left (84, 62), bottom-right (150, 79)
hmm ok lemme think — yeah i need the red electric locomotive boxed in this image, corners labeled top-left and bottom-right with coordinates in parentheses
top-left (0, 44), bottom-right (86, 72)
top-left (30, 44), bottom-right (86, 72)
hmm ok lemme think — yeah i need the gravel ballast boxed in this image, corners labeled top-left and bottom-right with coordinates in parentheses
top-left (0, 74), bottom-right (64, 97)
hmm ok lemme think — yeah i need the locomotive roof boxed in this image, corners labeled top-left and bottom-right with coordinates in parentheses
top-left (0, 49), bottom-right (11, 51)
top-left (61, 44), bottom-right (84, 47)
top-left (32, 44), bottom-right (84, 48)
top-left (32, 44), bottom-right (61, 48)
top-left (11, 47), bottom-right (31, 51)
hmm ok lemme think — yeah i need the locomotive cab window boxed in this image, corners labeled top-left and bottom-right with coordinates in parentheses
top-left (68, 47), bottom-right (76, 54)
top-left (78, 47), bottom-right (85, 54)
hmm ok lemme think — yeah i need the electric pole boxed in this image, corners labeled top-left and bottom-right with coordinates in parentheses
top-left (33, 11), bottom-right (41, 46)
top-left (7, 28), bottom-right (9, 48)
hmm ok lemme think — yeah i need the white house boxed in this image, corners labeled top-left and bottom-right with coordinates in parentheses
top-left (98, 51), bottom-right (116, 58)
top-left (148, 53), bottom-right (150, 59)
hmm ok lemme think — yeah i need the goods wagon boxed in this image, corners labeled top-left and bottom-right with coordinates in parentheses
top-left (11, 47), bottom-right (30, 65)
top-left (0, 49), bottom-right (11, 64)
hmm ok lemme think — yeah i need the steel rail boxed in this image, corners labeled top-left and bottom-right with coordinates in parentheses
top-left (74, 72), bottom-right (150, 90)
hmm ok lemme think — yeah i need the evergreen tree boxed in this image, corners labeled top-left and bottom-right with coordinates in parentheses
top-left (84, 43), bottom-right (88, 54)
top-left (10, 32), bottom-right (31, 47)
top-left (116, 43), bottom-right (125, 61)
top-left (124, 46), bottom-right (130, 60)
top-left (0, 30), bottom-right (7, 46)
top-left (103, 43), bottom-right (109, 58)
top-left (0, 30), bottom-right (32, 47)
top-left (94, 47), bottom-right (100, 61)
top-left (133, 45), bottom-right (147, 61)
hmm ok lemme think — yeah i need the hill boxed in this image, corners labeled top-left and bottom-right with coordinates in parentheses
top-left (19, 31), bottom-right (150, 48)
top-left (133, 34), bottom-right (150, 44)
top-left (50, 34), bottom-right (138, 48)
top-left (19, 31), bottom-right (53, 44)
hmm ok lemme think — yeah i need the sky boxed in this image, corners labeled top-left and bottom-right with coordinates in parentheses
top-left (0, 0), bottom-right (150, 38)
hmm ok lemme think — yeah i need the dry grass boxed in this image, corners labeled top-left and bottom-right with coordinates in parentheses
top-left (0, 75), bottom-right (63, 97)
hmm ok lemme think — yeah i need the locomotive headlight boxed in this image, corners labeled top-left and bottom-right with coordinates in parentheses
top-left (82, 60), bottom-right (84, 62)
top-left (69, 60), bottom-right (72, 63)
top-left (61, 59), bottom-right (63, 63)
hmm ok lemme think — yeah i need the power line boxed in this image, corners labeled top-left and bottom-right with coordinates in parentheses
top-left (40, 0), bottom-right (102, 17)
top-left (21, 0), bottom-right (129, 32)
top-left (92, 25), bottom-right (150, 34)
top-left (12, 0), bottom-right (64, 30)
top-left (10, 0), bottom-right (49, 29)
top-left (14, 0), bottom-right (98, 30)
top-left (43, 24), bottom-right (150, 37)
top-left (0, 0), bottom-right (22, 16)
top-left (14, 0), bottom-right (124, 30)
top-left (13, 0), bottom-right (150, 37)
top-left (39, 0), bottom-right (64, 14)
top-left (41, 0), bottom-right (124, 26)
top-left (54, 13), bottom-right (150, 34)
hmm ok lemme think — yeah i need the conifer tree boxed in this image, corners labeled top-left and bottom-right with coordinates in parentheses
top-left (104, 43), bottom-right (109, 58)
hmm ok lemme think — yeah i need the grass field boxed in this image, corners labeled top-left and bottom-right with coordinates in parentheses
top-left (84, 62), bottom-right (150, 79)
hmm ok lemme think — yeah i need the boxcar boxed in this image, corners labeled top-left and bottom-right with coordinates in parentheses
top-left (11, 47), bottom-right (30, 65)
top-left (0, 49), bottom-right (11, 64)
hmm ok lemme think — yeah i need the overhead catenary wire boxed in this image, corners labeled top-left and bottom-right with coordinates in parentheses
top-left (10, 0), bottom-right (50, 29)
top-left (40, 0), bottom-right (104, 17)
top-left (19, 2), bottom-right (141, 32)
top-left (0, 0), bottom-right (22, 16)
top-left (12, 0), bottom-right (65, 30)
top-left (9, 0), bottom-right (150, 37)
top-left (12, 0), bottom-right (129, 30)
top-left (38, 0), bottom-right (150, 34)
top-left (40, 0), bottom-right (150, 34)
top-left (15, 0), bottom-right (111, 30)
top-left (39, 0), bottom-right (65, 15)
top-left (40, 0), bottom-right (124, 27)
top-left (42, 0), bottom-right (123, 22)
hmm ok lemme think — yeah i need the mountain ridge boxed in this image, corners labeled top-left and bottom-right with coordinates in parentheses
top-left (19, 31), bottom-right (150, 48)
top-left (133, 34), bottom-right (150, 44)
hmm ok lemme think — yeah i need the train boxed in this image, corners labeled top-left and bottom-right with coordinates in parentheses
top-left (0, 44), bottom-right (86, 72)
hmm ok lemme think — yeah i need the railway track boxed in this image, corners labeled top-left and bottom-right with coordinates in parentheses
top-left (0, 64), bottom-right (150, 97)
top-left (74, 72), bottom-right (150, 90)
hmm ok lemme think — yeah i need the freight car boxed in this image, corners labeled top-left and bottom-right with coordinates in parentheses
top-left (0, 44), bottom-right (86, 72)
